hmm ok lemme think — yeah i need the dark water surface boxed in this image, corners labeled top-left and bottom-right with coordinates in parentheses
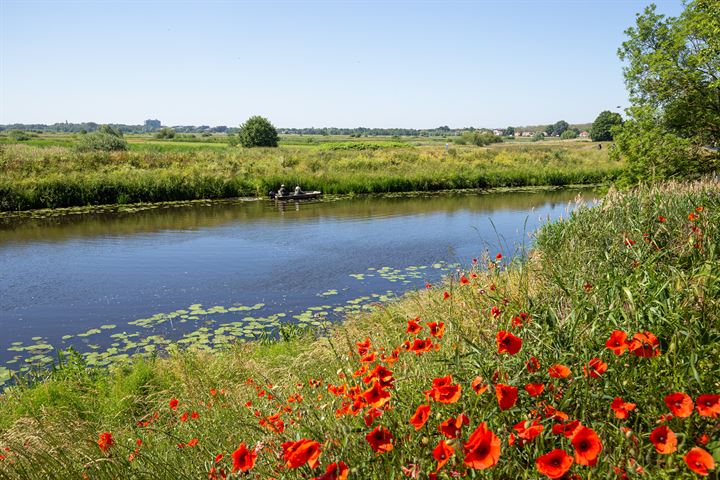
top-left (0, 189), bottom-right (595, 381)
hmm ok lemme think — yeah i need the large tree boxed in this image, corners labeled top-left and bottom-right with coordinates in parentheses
top-left (237, 116), bottom-right (279, 148)
top-left (614, 0), bottom-right (719, 180)
top-left (590, 111), bottom-right (623, 141)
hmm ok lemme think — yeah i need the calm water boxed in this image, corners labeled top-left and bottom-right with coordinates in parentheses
top-left (0, 189), bottom-right (595, 380)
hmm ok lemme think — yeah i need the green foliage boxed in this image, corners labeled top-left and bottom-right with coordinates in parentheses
top-left (560, 129), bottom-right (579, 140)
top-left (615, 0), bottom-right (720, 180)
top-left (7, 130), bottom-right (32, 141)
top-left (552, 120), bottom-right (569, 136)
top-left (238, 116), bottom-right (279, 148)
top-left (590, 111), bottom-right (623, 141)
top-left (75, 132), bottom-right (129, 152)
top-left (97, 125), bottom-right (123, 138)
top-left (155, 128), bottom-right (176, 139)
top-left (531, 132), bottom-right (545, 142)
top-left (503, 126), bottom-right (515, 137)
top-left (456, 131), bottom-right (503, 146)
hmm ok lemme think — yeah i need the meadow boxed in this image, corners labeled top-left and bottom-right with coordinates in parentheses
top-left (0, 178), bottom-right (716, 479)
top-left (0, 133), bottom-right (622, 211)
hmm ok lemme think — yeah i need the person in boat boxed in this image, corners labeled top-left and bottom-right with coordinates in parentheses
top-left (277, 184), bottom-right (287, 197)
top-left (293, 185), bottom-right (304, 196)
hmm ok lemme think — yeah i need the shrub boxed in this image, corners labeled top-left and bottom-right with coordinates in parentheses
top-left (238, 116), bottom-right (279, 148)
top-left (76, 132), bottom-right (129, 152)
top-left (560, 130), bottom-right (579, 140)
top-left (155, 128), bottom-right (176, 139)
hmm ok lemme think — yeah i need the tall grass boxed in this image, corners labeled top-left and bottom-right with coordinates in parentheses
top-left (0, 178), bottom-right (716, 479)
top-left (0, 142), bottom-right (622, 211)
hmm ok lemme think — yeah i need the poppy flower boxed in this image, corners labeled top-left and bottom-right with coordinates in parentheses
top-left (583, 358), bottom-right (608, 378)
top-left (490, 306), bottom-right (502, 318)
top-left (361, 380), bottom-right (391, 409)
top-left (360, 351), bottom-right (377, 363)
top-left (180, 412), bottom-right (189, 422)
top-left (495, 383), bottom-right (518, 411)
top-left (425, 282), bottom-right (432, 289)
top-left (282, 439), bottom-right (321, 469)
top-left (364, 407), bottom-right (383, 427)
top-left (443, 291), bottom-right (450, 300)
top-left (688, 212), bottom-right (698, 221)
top-left (187, 438), bottom-right (199, 447)
top-left (460, 276), bottom-right (470, 285)
top-left (365, 426), bottom-right (393, 453)
top-left (312, 461), bottom-right (349, 480)
top-left (684, 447), bottom-right (715, 476)
top-left (496, 331), bottom-right (522, 355)
top-left (428, 321), bottom-right (445, 339)
top-left (536, 449), bottom-right (573, 479)
top-left (169, 398), bottom-right (179, 410)
top-left (496, 253), bottom-right (503, 260)
top-left (664, 392), bottom-right (693, 418)
top-left (409, 404), bottom-right (430, 430)
top-left (548, 364), bottom-right (571, 379)
top-left (407, 318), bottom-right (422, 335)
top-left (611, 397), bottom-right (636, 419)
top-left (410, 338), bottom-right (433, 355)
top-left (552, 419), bottom-right (582, 438)
top-left (649, 425), bottom-right (677, 454)
top-left (97, 432), bottom-right (114, 452)
top-left (657, 215), bottom-right (666, 222)
top-left (695, 394), bottom-right (720, 418)
top-left (513, 419), bottom-right (543, 442)
top-left (571, 427), bottom-right (602, 466)
top-left (356, 338), bottom-right (371, 356)
top-left (526, 356), bottom-right (541, 373)
top-left (463, 422), bottom-right (501, 470)
top-left (471, 376), bottom-right (488, 394)
top-left (628, 331), bottom-right (661, 357)
top-left (605, 330), bottom-right (628, 355)
top-left (524, 383), bottom-right (545, 397)
top-left (426, 376), bottom-right (462, 404)
top-left (439, 413), bottom-right (469, 439)
top-left (433, 440), bottom-right (454, 472)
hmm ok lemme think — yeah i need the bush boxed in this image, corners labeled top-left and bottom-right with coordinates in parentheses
top-left (76, 132), bottom-right (129, 152)
top-left (531, 132), bottom-right (545, 142)
top-left (238, 116), bottom-right (279, 148)
top-left (8, 130), bottom-right (31, 141)
top-left (155, 128), bottom-right (176, 139)
top-left (560, 130), bottom-right (579, 140)
top-left (457, 131), bottom-right (503, 146)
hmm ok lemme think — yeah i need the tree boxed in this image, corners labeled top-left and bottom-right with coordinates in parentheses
top-left (76, 126), bottom-right (128, 151)
top-left (503, 126), bottom-right (515, 137)
top-left (590, 111), bottom-right (623, 141)
top-left (155, 127), bottom-right (176, 139)
top-left (552, 120), bottom-right (569, 136)
top-left (544, 125), bottom-right (554, 136)
top-left (614, 0), bottom-right (719, 179)
top-left (560, 129), bottom-right (579, 140)
top-left (238, 116), bottom-right (279, 147)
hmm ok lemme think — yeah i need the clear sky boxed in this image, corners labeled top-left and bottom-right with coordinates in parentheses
top-left (1, 0), bottom-right (685, 128)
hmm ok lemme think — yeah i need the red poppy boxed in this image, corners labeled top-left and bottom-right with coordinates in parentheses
top-left (583, 358), bottom-right (608, 378)
top-left (428, 321), bottom-right (445, 339)
top-left (169, 398), bottom-right (179, 410)
top-left (97, 432), bottom-right (114, 452)
top-left (496, 331), bottom-right (522, 355)
top-left (361, 380), bottom-right (391, 409)
top-left (513, 419), bottom-right (543, 442)
top-left (611, 397), bottom-right (636, 419)
top-left (360, 351), bottom-right (377, 363)
top-left (657, 215), bottom-right (666, 222)
top-left (526, 356), bottom-right (541, 373)
top-left (312, 461), bottom-right (349, 480)
top-left (696, 394), bottom-right (720, 418)
top-left (490, 306), bottom-right (502, 318)
top-left (624, 237), bottom-right (636, 246)
top-left (282, 439), bottom-right (321, 469)
top-left (407, 317), bottom-right (422, 335)
top-left (364, 407), bottom-right (383, 427)
top-left (180, 412), bottom-right (189, 422)
top-left (571, 427), bottom-right (602, 466)
top-left (536, 449), bottom-right (573, 479)
top-left (365, 426), bottom-right (393, 453)
top-left (496, 253), bottom-right (503, 260)
top-left (471, 376), bottom-right (488, 394)
top-left (688, 212), bottom-right (698, 221)
top-left (460, 276), bottom-right (470, 285)
top-left (409, 404), bottom-right (430, 430)
top-left (605, 330), bottom-right (628, 355)
top-left (410, 338), bottom-right (433, 355)
top-left (548, 364), bottom-right (571, 379)
top-left (684, 447), bottom-right (715, 476)
top-left (356, 338), bottom-right (371, 356)
top-left (426, 375), bottom-right (462, 404)
top-left (187, 438), bottom-right (199, 447)
top-left (425, 282), bottom-right (432, 289)
top-left (463, 422), bottom-right (501, 470)
top-left (524, 382), bottom-right (545, 397)
top-left (439, 413), bottom-right (469, 439)
top-left (433, 440), bottom-right (454, 472)
top-left (649, 425), bottom-right (677, 454)
top-left (664, 392), bottom-right (693, 418)
top-left (552, 419), bottom-right (582, 438)
top-left (495, 383), bottom-right (518, 411)
top-left (443, 291), bottom-right (450, 300)
top-left (627, 331), bottom-right (661, 357)
top-left (191, 411), bottom-right (200, 420)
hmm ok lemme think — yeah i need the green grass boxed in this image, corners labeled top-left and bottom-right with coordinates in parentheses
top-left (0, 178), bottom-right (717, 479)
top-left (0, 138), bottom-right (622, 211)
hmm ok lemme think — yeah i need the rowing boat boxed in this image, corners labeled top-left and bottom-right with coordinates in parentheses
top-left (269, 191), bottom-right (322, 200)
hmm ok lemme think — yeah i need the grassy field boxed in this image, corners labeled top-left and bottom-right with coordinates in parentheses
top-left (0, 133), bottom-right (622, 211)
top-left (0, 178), bottom-right (716, 479)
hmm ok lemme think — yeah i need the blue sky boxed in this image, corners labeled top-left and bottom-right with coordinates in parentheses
top-left (1, 0), bottom-right (685, 128)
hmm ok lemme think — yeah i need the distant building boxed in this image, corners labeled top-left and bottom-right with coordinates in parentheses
top-left (579, 131), bottom-right (590, 138)
top-left (144, 119), bottom-right (161, 132)
top-left (492, 129), bottom-right (503, 136)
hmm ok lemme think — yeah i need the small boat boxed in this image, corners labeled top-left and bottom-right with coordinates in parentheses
top-left (269, 191), bottom-right (322, 201)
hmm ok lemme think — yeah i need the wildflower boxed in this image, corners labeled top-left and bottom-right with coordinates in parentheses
top-left (571, 427), bottom-right (602, 466)
top-left (425, 282), bottom-right (432, 289)
top-left (361, 380), bottom-right (391, 409)
top-left (407, 317), bottom-right (422, 335)
top-left (427, 321), bottom-right (445, 339)
top-left (410, 338), bottom-right (433, 355)
top-left (432, 440), bottom-right (454, 472)
top-left (463, 422), bottom-right (501, 470)
top-left (312, 461), bottom-right (349, 480)
top-left (628, 331), bottom-right (661, 357)
top-left (443, 291), bottom-right (450, 300)
top-left (524, 383), bottom-right (545, 397)
top-left (536, 449), bottom-right (573, 479)
top-left (688, 212), bottom-right (698, 221)
top-left (282, 439), bottom-right (321, 469)
top-left (180, 412), bottom-right (189, 422)
top-left (696, 206), bottom-right (704, 213)
top-left (611, 397), bottom-right (636, 419)
top-left (696, 394), bottom-right (720, 418)
top-left (187, 438), bottom-right (199, 447)
top-left (624, 236), bottom-right (636, 246)
top-left (605, 330), bottom-right (628, 356)
top-left (460, 276), bottom-right (470, 285)
top-left (490, 306), bottom-right (502, 318)
top-left (526, 356), bottom-right (541, 373)
top-left (365, 426), bottom-right (393, 453)
top-left (97, 432), bottom-right (113, 452)
top-left (583, 358), bottom-right (608, 378)
top-left (439, 413), bottom-right (469, 439)
top-left (364, 407), bottom-right (383, 427)
top-left (471, 376), bottom-right (488, 394)
top-left (583, 282), bottom-right (593, 292)
top-left (684, 447), bottom-right (715, 476)
top-left (169, 398), bottom-right (179, 410)
top-left (657, 215), bottom-right (666, 222)
top-left (496, 331), bottom-right (522, 355)
top-left (664, 392), bottom-right (693, 418)
top-left (231, 443), bottom-right (257, 472)
top-left (513, 419), bottom-right (543, 443)
top-left (697, 434), bottom-right (709, 446)
top-left (552, 419), bottom-right (582, 438)
top-left (548, 364), bottom-right (571, 379)
top-left (649, 425), bottom-right (677, 454)
top-left (360, 351), bottom-right (377, 363)
top-left (495, 384), bottom-right (518, 411)
top-left (356, 338), bottom-right (371, 356)
top-left (426, 375), bottom-right (462, 404)
top-left (496, 253), bottom-right (503, 260)
top-left (409, 404), bottom-right (430, 430)
top-left (191, 411), bottom-right (200, 420)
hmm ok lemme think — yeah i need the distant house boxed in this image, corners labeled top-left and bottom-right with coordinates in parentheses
top-left (522, 131), bottom-right (533, 137)
top-left (579, 131), bottom-right (590, 138)
top-left (514, 132), bottom-right (523, 137)
top-left (492, 129), bottom-right (503, 136)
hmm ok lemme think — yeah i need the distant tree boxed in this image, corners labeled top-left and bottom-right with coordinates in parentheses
top-left (532, 132), bottom-right (545, 142)
top-left (155, 127), bottom-right (176, 139)
top-left (144, 119), bottom-right (161, 132)
top-left (76, 124), bottom-right (128, 151)
top-left (590, 111), bottom-right (623, 141)
top-left (98, 124), bottom-right (124, 137)
top-left (544, 125), bottom-right (555, 136)
top-left (8, 130), bottom-right (31, 141)
top-left (552, 120), bottom-right (569, 136)
top-left (560, 129), bottom-right (579, 140)
top-left (503, 126), bottom-right (515, 137)
top-left (238, 116), bottom-right (279, 147)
